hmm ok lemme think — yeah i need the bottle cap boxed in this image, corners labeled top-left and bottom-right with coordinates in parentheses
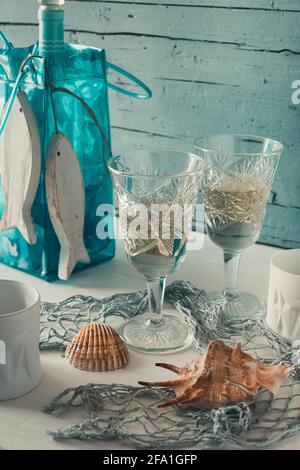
top-left (38, 0), bottom-right (64, 5)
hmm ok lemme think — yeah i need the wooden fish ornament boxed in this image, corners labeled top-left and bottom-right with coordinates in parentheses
top-left (46, 132), bottom-right (90, 280)
top-left (0, 123), bottom-right (4, 175)
top-left (0, 91), bottom-right (41, 244)
top-left (0, 104), bottom-right (5, 175)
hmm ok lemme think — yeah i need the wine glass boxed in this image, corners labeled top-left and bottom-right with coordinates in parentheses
top-left (108, 149), bottom-right (203, 353)
top-left (194, 134), bottom-right (283, 317)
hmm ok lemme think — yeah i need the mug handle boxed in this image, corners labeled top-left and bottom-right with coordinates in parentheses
top-left (106, 62), bottom-right (152, 100)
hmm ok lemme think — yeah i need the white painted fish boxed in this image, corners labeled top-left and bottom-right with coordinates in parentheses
top-left (0, 96), bottom-right (7, 176)
top-left (46, 132), bottom-right (90, 280)
top-left (0, 91), bottom-right (41, 244)
top-left (0, 131), bottom-right (4, 177)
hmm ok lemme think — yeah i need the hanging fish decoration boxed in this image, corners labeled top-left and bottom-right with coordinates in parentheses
top-left (46, 132), bottom-right (90, 280)
top-left (0, 124), bottom-right (4, 175)
top-left (0, 91), bottom-right (41, 244)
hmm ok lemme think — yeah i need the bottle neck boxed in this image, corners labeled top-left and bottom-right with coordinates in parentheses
top-left (38, 5), bottom-right (64, 57)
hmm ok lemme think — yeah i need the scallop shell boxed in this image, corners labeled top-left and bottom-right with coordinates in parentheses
top-left (139, 339), bottom-right (292, 408)
top-left (66, 322), bottom-right (129, 371)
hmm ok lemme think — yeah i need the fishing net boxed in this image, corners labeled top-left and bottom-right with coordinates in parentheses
top-left (42, 280), bottom-right (300, 449)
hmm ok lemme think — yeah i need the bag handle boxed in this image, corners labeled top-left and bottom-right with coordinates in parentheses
top-left (0, 54), bottom-right (152, 135)
top-left (0, 37), bottom-right (151, 98)
top-left (106, 62), bottom-right (152, 100)
top-left (0, 54), bottom-right (41, 135)
top-left (0, 32), bottom-right (13, 53)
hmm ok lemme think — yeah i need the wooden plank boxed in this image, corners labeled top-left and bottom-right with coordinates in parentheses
top-left (7, 26), bottom-right (298, 97)
top-left (0, 1), bottom-right (299, 51)
top-left (3, 0), bottom-right (300, 12)
top-left (262, 204), bottom-right (300, 248)
top-left (70, 0), bottom-right (300, 13)
top-left (49, 3), bottom-right (300, 53)
top-left (3, 26), bottom-right (298, 94)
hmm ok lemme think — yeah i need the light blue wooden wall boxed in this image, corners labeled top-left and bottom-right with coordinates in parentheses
top-left (0, 0), bottom-right (299, 248)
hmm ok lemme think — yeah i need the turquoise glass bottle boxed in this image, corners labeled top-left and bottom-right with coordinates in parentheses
top-left (38, 0), bottom-right (65, 57)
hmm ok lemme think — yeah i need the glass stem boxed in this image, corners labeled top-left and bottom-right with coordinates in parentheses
top-left (223, 250), bottom-right (241, 301)
top-left (146, 277), bottom-right (166, 326)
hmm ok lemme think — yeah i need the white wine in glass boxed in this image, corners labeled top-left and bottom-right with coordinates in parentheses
top-left (195, 134), bottom-right (283, 318)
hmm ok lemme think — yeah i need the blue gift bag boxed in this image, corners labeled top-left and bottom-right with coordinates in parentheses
top-left (0, 32), bottom-right (151, 280)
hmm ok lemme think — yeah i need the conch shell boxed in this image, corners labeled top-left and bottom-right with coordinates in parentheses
top-left (66, 322), bottom-right (129, 371)
top-left (139, 339), bottom-right (292, 408)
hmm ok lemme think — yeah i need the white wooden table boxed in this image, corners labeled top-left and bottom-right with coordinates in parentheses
top-left (0, 235), bottom-right (298, 450)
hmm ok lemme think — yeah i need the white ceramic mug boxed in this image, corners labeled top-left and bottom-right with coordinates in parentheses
top-left (0, 280), bottom-right (42, 400)
top-left (266, 249), bottom-right (300, 344)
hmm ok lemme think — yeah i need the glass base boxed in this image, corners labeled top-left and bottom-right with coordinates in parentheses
top-left (118, 314), bottom-right (193, 354)
top-left (221, 292), bottom-right (265, 318)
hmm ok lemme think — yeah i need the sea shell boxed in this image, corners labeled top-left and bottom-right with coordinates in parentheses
top-left (66, 322), bottom-right (129, 371)
top-left (139, 339), bottom-right (292, 408)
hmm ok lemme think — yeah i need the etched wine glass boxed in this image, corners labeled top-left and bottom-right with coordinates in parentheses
top-left (108, 150), bottom-right (203, 353)
top-left (194, 134), bottom-right (283, 317)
